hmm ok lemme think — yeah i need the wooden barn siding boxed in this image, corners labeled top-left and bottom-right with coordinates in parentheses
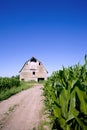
top-left (20, 60), bottom-right (47, 81)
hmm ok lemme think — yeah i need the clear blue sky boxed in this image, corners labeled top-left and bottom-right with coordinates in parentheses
top-left (0, 0), bottom-right (87, 77)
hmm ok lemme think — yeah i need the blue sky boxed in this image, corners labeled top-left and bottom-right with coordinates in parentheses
top-left (0, 0), bottom-right (87, 77)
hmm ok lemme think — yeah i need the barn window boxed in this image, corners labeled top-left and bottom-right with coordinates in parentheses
top-left (39, 62), bottom-right (40, 65)
top-left (33, 72), bottom-right (35, 75)
top-left (30, 57), bottom-right (37, 62)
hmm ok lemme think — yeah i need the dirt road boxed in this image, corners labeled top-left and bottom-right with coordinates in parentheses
top-left (0, 85), bottom-right (43, 130)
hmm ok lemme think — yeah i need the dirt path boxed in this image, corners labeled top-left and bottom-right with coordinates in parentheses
top-left (0, 85), bottom-right (44, 130)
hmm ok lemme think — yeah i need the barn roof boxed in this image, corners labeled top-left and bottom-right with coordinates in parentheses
top-left (19, 57), bottom-right (48, 73)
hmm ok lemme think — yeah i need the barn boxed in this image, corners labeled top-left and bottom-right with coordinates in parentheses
top-left (19, 57), bottom-right (48, 82)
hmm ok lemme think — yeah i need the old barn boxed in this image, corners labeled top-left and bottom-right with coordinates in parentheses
top-left (19, 57), bottom-right (48, 82)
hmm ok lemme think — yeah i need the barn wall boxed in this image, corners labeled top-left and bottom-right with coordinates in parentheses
top-left (19, 59), bottom-right (48, 82)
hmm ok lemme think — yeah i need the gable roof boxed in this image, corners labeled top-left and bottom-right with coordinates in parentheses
top-left (19, 57), bottom-right (48, 73)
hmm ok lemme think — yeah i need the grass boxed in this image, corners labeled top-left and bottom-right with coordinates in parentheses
top-left (5, 104), bottom-right (19, 116)
top-left (8, 104), bottom-right (18, 112)
top-left (0, 81), bottom-right (37, 101)
top-left (38, 106), bottom-right (51, 130)
top-left (38, 120), bottom-right (50, 130)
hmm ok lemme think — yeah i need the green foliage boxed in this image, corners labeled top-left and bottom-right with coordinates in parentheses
top-left (43, 57), bottom-right (87, 130)
top-left (0, 76), bottom-right (20, 91)
top-left (0, 76), bottom-right (36, 101)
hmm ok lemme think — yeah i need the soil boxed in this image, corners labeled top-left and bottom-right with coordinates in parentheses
top-left (0, 85), bottom-right (43, 130)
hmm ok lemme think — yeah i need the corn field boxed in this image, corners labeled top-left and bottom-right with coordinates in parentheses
top-left (43, 56), bottom-right (87, 130)
top-left (0, 76), bottom-right (20, 91)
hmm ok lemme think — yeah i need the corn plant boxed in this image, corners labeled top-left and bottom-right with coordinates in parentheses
top-left (43, 56), bottom-right (87, 130)
top-left (0, 76), bottom-right (20, 91)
